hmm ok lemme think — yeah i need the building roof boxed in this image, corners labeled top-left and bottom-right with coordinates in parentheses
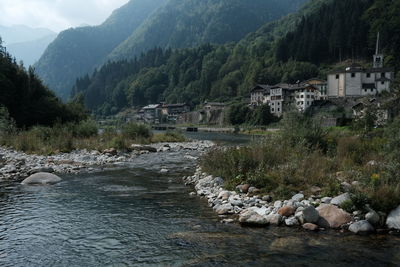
top-left (329, 66), bottom-right (395, 74)
top-left (251, 84), bottom-right (271, 93)
top-left (303, 78), bottom-right (327, 84)
top-left (162, 103), bottom-right (188, 108)
top-left (143, 104), bottom-right (161, 109)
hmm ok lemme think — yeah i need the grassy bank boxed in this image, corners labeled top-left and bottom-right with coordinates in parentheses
top-left (0, 121), bottom-right (186, 155)
top-left (200, 112), bottom-right (400, 214)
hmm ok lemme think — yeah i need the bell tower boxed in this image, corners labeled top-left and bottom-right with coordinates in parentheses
top-left (373, 32), bottom-right (383, 68)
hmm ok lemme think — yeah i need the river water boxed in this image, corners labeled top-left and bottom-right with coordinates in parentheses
top-left (0, 133), bottom-right (400, 266)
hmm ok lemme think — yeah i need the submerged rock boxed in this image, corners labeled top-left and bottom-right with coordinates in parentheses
top-left (349, 220), bottom-right (374, 234)
top-left (316, 204), bottom-right (352, 228)
top-left (303, 223), bottom-right (319, 231)
top-left (21, 172), bottom-right (61, 185)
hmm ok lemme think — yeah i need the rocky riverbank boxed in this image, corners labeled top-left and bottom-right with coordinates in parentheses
top-left (0, 140), bottom-right (214, 182)
top-left (183, 167), bottom-right (400, 235)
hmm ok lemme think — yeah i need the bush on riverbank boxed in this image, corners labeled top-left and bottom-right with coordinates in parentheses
top-left (200, 112), bottom-right (400, 213)
top-left (0, 121), bottom-right (186, 154)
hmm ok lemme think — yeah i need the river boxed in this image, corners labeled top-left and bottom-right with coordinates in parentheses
top-left (0, 132), bottom-right (399, 266)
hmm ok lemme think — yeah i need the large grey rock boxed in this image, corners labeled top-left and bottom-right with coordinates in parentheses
top-left (365, 210), bottom-right (380, 225)
top-left (266, 214), bottom-right (282, 225)
top-left (292, 193), bottom-right (304, 202)
top-left (321, 197), bottom-right (332, 204)
top-left (285, 216), bottom-right (299, 226)
top-left (349, 220), bottom-right (374, 234)
top-left (214, 203), bottom-right (233, 215)
top-left (21, 172), bottom-right (61, 185)
top-left (331, 193), bottom-right (351, 206)
top-left (316, 204), bottom-right (352, 228)
top-left (387, 205), bottom-right (400, 230)
top-left (239, 210), bottom-right (269, 226)
top-left (302, 206), bottom-right (320, 224)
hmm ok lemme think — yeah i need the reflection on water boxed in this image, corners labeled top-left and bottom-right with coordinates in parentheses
top-left (0, 141), bottom-right (399, 266)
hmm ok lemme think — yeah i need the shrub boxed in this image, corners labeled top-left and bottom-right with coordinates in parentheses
top-left (122, 123), bottom-right (152, 140)
top-left (72, 120), bottom-right (98, 138)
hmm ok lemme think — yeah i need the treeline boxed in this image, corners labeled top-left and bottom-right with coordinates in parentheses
top-left (72, 0), bottom-right (400, 116)
top-left (0, 38), bottom-right (86, 128)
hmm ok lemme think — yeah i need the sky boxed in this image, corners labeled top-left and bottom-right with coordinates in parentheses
top-left (0, 0), bottom-right (130, 32)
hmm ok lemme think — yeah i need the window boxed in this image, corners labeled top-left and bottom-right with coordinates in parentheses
top-left (351, 73), bottom-right (355, 78)
top-left (272, 102), bottom-right (274, 106)
top-left (278, 102), bottom-right (280, 106)
top-left (297, 102), bottom-right (300, 105)
top-left (307, 95), bottom-right (310, 98)
top-left (277, 108), bottom-right (280, 112)
top-left (381, 73), bottom-right (386, 78)
top-left (272, 108), bottom-right (275, 112)
top-left (381, 81), bottom-right (385, 85)
top-left (307, 101), bottom-right (310, 105)
top-left (301, 95), bottom-right (304, 98)
top-left (366, 73), bottom-right (371, 78)
top-left (364, 89), bottom-right (367, 92)
top-left (336, 74), bottom-right (339, 79)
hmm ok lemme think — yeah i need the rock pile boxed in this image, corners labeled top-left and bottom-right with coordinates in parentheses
top-left (0, 140), bottom-right (214, 182)
top-left (184, 167), bottom-right (400, 235)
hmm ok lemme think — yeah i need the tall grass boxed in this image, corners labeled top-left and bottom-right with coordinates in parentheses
top-left (200, 112), bottom-right (400, 213)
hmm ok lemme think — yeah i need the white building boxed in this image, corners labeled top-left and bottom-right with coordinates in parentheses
top-left (327, 34), bottom-right (394, 98)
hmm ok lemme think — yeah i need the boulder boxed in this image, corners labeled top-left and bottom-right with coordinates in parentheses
top-left (302, 206), bottom-right (320, 224)
top-left (236, 184), bottom-right (250, 193)
top-left (365, 210), bottom-right (380, 225)
top-left (274, 200), bottom-right (283, 208)
top-left (292, 193), bottom-right (304, 202)
top-left (262, 195), bottom-right (272, 202)
top-left (349, 220), bottom-right (374, 234)
top-left (214, 203), bottom-right (233, 215)
top-left (214, 177), bottom-right (224, 186)
top-left (266, 214), bottom-right (282, 225)
top-left (217, 190), bottom-right (230, 201)
top-left (303, 223), bottom-right (319, 231)
top-left (21, 172), bottom-right (62, 185)
top-left (239, 210), bottom-right (269, 226)
top-left (160, 169), bottom-right (169, 174)
top-left (278, 206), bottom-right (296, 217)
top-left (316, 204), bottom-right (352, 228)
top-left (321, 197), bottom-right (332, 204)
top-left (285, 216), bottom-right (299, 226)
top-left (103, 148), bottom-right (117, 155)
top-left (386, 205), bottom-right (400, 230)
top-left (331, 193), bottom-right (351, 206)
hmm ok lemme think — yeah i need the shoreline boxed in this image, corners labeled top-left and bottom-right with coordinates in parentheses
top-left (183, 166), bottom-right (400, 235)
top-left (0, 140), bottom-right (214, 182)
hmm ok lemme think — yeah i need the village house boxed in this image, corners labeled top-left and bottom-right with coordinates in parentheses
top-left (161, 103), bottom-right (190, 116)
top-left (304, 78), bottom-right (328, 100)
top-left (142, 104), bottom-right (162, 123)
top-left (327, 34), bottom-right (394, 98)
top-left (250, 84), bottom-right (271, 106)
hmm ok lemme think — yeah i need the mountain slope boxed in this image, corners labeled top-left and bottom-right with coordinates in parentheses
top-left (71, 0), bottom-right (400, 116)
top-left (0, 41), bottom-right (84, 128)
top-left (6, 34), bottom-right (57, 66)
top-left (0, 25), bottom-right (55, 45)
top-left (34, 0), bottom-right (166, 100)
top-left (108, 0), bottom-right (307, 61)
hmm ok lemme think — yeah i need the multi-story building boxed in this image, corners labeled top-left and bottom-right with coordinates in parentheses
top-left (327, 34), bottom-right (394, 98)
top-left (250, 84), bottom-right (271, 106)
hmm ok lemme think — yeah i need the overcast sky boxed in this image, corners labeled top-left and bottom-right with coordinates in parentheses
top-left (0, 0), bottom-right (130, 32)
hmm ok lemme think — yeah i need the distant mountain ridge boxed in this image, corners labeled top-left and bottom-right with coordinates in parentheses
top-left (34, 0), bottom-right (307, 100)
top-left (0, 25), bottom-right (55, 45)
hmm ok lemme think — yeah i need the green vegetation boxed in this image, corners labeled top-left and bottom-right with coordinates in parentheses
top-left (69, 0), bottom-right (400, 117)
top-left (0, 121), bottom-right (186, 155)
top-left (35, 0), bottom-right (305, 100)
top-left (200, 110), bottom-right (400, 213)
top-left (0, 38), bottom-right (87, 128)
top-left (227, 104), bottom-right (279, 126)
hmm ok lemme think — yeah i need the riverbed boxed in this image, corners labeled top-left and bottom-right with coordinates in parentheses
top-left (0, 133), bottom-right (400, 266)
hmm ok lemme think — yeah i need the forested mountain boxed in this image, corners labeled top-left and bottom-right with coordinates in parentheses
top-left (0, 39), bottom-right (85, 128)
top-left (6, 34), bottom-right (57, 66)
top-left (71, 0), bottom-right (400, 116)
top-left (35, 0), bottom-right (306, 100)
top-left (34, 0), bottom-right (167, 100)
top-left (107, 0), bottom-right (307, 61)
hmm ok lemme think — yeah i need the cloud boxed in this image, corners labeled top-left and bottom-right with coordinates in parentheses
top-left (0, 0), bottom-right (129, 32)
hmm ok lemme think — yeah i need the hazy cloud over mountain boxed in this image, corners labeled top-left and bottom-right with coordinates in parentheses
top-left (0, 0), bottom-right (129, 32)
